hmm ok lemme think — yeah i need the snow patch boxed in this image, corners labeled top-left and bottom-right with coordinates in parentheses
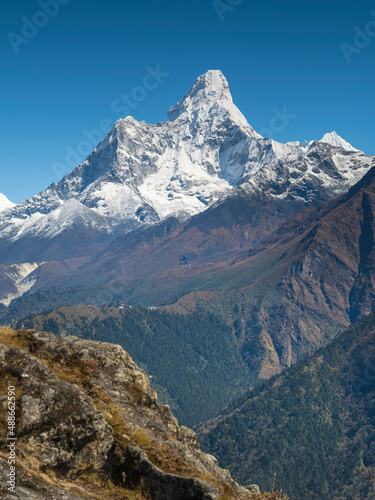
top-left (0, 194), bottom-right (15, 213)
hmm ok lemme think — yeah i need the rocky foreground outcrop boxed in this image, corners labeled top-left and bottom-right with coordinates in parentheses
top-left (0, 327), bottom-right (265, 499)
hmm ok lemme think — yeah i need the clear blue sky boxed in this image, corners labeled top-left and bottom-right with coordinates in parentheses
top-left (1, 0), bottom-right (375, 203)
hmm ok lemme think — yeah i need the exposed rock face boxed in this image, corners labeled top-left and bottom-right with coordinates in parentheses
top-left (0, 340), bottom-right (113, 477)
top-left (123, 446), bottom-right (221, 500)
top-left (0, 328), bottom-right (255, 499)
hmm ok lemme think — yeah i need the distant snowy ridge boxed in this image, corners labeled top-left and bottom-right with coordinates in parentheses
top-left (320, 131), bottom-right (358, 152)
top-left (0, 193), bottom-right (15, 213)
top-left (0, 70), bottom-right (373, 244)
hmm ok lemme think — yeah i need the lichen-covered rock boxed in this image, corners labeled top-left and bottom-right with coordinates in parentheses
top-left (124, 446), bottom-right (221, 500)
top-left (28, 331), bottom-right (181, 441)
top-left (0, 342), bottom-right (113, 477)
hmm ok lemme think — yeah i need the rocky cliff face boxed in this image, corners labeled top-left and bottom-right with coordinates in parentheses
top-left (0, 327), bottom-right (263, 499)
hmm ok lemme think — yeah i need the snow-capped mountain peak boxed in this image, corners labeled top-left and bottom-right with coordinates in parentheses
top-left (167, 70), bottom-right (261, 138)
top-left (320, 131), bottom-right (358, 152)
top-left (1, 70), bottom-right (374, 253)
top-left (0, 193), bottom-right (15, 213)
top-left (169, 70), bottom-right (231, 113)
